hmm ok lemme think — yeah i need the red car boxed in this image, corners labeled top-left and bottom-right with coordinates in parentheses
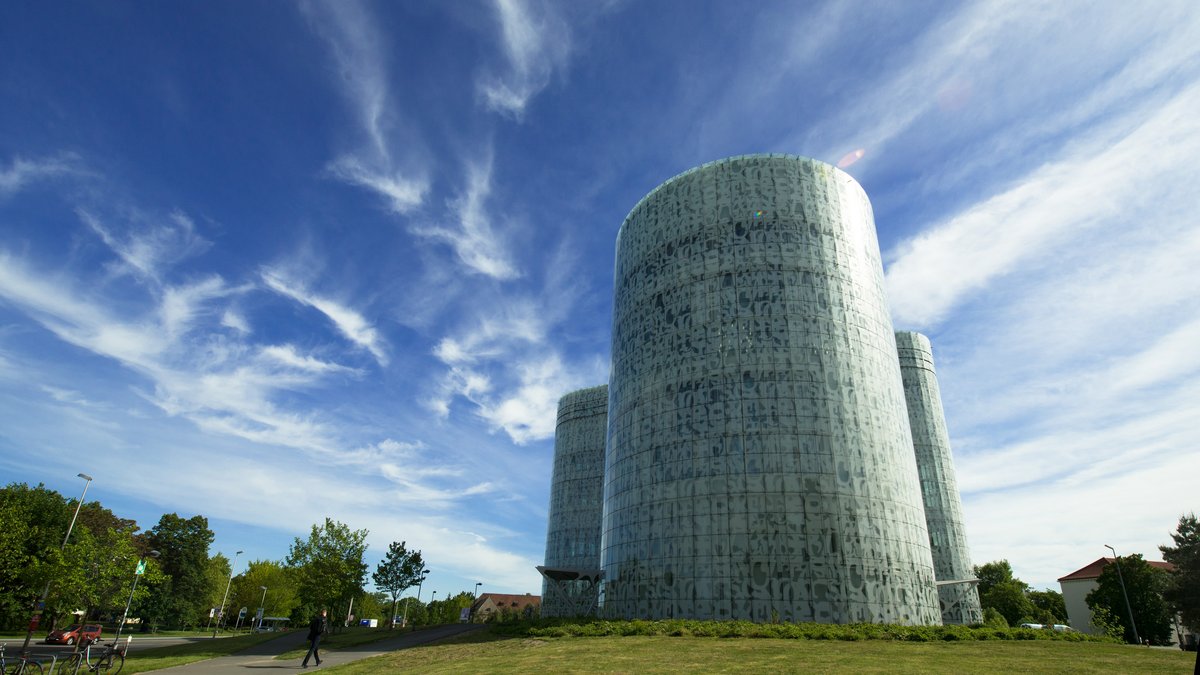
top-left (45, 623), bottom-right (102, 646)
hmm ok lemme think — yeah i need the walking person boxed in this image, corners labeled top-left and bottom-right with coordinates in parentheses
top-left (302, 609), bottom-right (327, 668)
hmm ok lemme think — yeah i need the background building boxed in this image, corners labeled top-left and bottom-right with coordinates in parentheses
top-left (1058, 557), bottom-right (1176, 638)
top-left (539, 385), bottom-right (607, 617)
top-left (897, 331), bottom-right (983, 624)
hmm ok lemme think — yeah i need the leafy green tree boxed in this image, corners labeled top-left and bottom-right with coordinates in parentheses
top-left (52, 525), bottom-right (144, 624)
top-left (1089, 604), bottom-right (1126, 640)
top-left (0, 483), bottom-right (72, 630)
top-left (1028, 589), bottom-right (1067, 623)
top-left (973, 560), bottom-right (1035, 626)
top-left (286, 518), bottom-right (369, 630)
top-left (981, 606), bottom-right (1008, 628)
top-left (372, 541), bottom-right (427, 629)
top-left (227, 560), bottom-right (300, 628)
top-left (146, 514), bottom-right (216, 629)
top-left (1086, 554), bottom-right (1172, 644)
top-left (973, 560), bottom-right (1022, 597)
top-left (204, 553), bottom-right (232, 628)
top-left (1159, 513), bottom-right (1200, 630)
top-left (982, 580), bottom-right (1036, 627)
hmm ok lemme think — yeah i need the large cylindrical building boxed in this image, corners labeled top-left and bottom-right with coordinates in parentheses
top-left (601, 154), bottom-right (941, 623)
top-left (541, 385), bottom-right (608, 617)
top-left (895, 332), bottom-right (982, 625)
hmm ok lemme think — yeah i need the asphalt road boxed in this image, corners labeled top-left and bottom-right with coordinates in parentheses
top-left (15, 634), bottom-right (253, 656)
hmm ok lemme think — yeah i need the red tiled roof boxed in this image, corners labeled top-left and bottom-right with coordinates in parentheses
top-left (1057, 557), bottom-right (1174, 582)
top-left (473, 593), bottom-right (541, 611)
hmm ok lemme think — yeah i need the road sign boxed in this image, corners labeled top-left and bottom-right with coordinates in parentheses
top-left (135, 560), bottom-right (146, 575)
top-left (238, 607), bottom-right (247, 618)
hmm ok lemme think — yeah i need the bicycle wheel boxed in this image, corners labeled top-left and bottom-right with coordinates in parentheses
top-left (94, 652), bottom-right (123, 675)
top-left (64, 652), bottom-right (84, 675)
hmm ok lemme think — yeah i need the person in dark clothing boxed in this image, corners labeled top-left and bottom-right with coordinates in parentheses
top-left (302, 609), bottom-right (327, 668)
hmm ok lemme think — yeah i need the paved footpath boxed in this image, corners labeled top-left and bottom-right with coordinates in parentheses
top-left (151, 624), bottom-right (486, 673)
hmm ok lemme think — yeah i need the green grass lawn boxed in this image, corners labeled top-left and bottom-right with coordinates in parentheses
top-left (324, 630), bottom-right (1198, 674)
top-left (121, 631), bottom-right (282, 673)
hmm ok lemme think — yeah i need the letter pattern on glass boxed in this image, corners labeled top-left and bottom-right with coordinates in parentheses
top-left (601, 155), bottom-right (941, 624)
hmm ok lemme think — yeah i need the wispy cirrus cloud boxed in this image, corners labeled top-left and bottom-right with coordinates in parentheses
top-left (0, 153), bottom-right (84, 199)
top-left (301, 0), bottom-right (429, 214)
top-left (424, 284), bottom-right (606, 443)
top-left (885, 79), bottom-right (1200, 327)
top-left (326, 156), bottom-right (426, 215)
top-left (477, 0), bottom-right (572, 118)
top-left (412, 155), bottom-right (521, 279)
top-left (260, 266), bottom-right (389, 366)
top-left (78, 208), bottom-right (211, 284)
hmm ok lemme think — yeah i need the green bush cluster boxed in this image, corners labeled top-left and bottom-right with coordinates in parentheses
top-left (496, 618), bottom-right (1113, 643)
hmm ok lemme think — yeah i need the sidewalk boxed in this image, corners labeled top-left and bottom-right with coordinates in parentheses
top-left (151, 624), bottom-right (487, 673)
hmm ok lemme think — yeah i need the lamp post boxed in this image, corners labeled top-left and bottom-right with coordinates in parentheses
top-left (114, 549), bottom-right (160, 644)
top-left (471, 582), bottom-right (481, 622)
top-left (257, 586), bottom-right (268, 630)
top-left (21, 473), bottom-right (93, 654)
top-left (1104, 544), bottom-right (1140, 645)
top-left (401, 572), bottom-right (428, 629)
top-left (213, 550), bottom-right (243, 638)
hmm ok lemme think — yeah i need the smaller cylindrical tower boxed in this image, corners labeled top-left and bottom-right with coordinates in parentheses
top-left (896, 332), bottom-right (982, 625)
top-left (541, 385), bottom-right (608, 617)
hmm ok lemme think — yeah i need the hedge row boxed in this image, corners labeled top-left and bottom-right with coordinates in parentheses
top-left (495, 619), bottom-right (1113, 643)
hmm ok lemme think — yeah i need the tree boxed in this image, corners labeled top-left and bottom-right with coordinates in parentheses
top-left (372, 541), bottom-right (427, 629)
top-left (227, 560), bottom-right (300, 629)
top-left (0, 483), bottom-right (72, 630)
top-left (1085, 554), bottom-right (1173, 644)
top-left (1159, 512), bottom-right (1200, 630)
top-left (973, 560), bottom-right (1034, 626)
top-left (145, 514), bottom-right (216, 629)
top-left (286, 518), bottom-right (369, 630)
top-left (973, 560), bottom-right (1021, 597)
top-left (52, 525), bottom-right (145, 625)
top-left (982, 580), bottom-right (1035, 627)
top-left (1027, 589), bottom-right (1067, 624)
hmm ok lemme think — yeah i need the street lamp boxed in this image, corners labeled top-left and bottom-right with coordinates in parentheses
top-left (21, 472), bottom-right (93, 654)
top-left (114, 549), bottom-right (160, 644)
top-left (257, 586), bottom-right (268, 630)
top-left (1104, 544), bottom-right (1140, 645)
top-left (213, 550), bottom-right (243, 638)
top-left (400, 571), bottom-right (428, 629)
top-left (471, 582), bottom-right (482, 622)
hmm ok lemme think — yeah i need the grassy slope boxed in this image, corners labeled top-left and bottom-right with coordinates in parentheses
top-left (325, 630), bottom-right (1197, 674)
top-left (122, 632), bottom-right (282, 673)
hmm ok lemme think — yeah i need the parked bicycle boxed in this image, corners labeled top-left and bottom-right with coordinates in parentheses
top-left (0, 643), bottom-right (46, 675)
top-left (63, 639), bottom-right (125, 675)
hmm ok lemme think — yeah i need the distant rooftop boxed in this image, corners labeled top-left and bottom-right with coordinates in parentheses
top-left (1058, 557), bottom-right (1174, 582)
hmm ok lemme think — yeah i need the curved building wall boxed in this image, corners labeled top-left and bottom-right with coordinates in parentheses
top-left (542, 385), bottom-right (608, 617)
top-left (895, 332), bottom-right (982, 625)
top-left (601, 154), bottom-right (940, 624)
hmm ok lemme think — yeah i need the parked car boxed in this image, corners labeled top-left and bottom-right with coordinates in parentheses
top-left (45, 624), bottom-right (102, 646)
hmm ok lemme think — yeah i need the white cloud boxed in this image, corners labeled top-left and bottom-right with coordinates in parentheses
top-left (302, 0), bottom-right (429, 214)
top-left (221, 310), bottom-right (251, 334)
top-left (260, 267), bottom-right (389, 365)
top-left (0, 153), bottom-right (82, 198)
top-left (477, 0), bottom-right (572, 118)
top-left (259, 344), bottom-right (360, 376)
top-left (885, 80), bottom-right (1200, 327)
top-left (412, 156), bottom-right (521, 279)
top-left (326, 155), bottom-right (427, 215)
top-left (78, 208), bottom-right (211, 284)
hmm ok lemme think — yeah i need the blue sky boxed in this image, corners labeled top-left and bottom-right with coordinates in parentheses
top-left (1, 1), bottom-right (1197, 598)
